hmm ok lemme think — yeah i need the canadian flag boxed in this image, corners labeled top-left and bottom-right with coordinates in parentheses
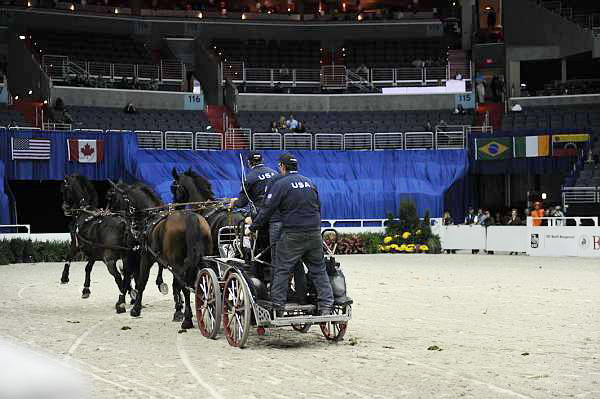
top-left (68, 139), bottom-right (104, 163)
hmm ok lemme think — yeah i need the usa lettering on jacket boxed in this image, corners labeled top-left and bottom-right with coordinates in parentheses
top-left (258, 172), bottom-right (276, 180)
top-left (291, 181), bottom-right (311, 189)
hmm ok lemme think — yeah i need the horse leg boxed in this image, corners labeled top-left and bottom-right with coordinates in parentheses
top-left (123, 253), bottom-right (139, 305)
top-left (181, 286), bottom-right (194, 329)
top-left (105, 258), bottom-right (126, 314)
top-left (61, 236), bottom-right (78, 284)
top-left (156, 265), bottom-right (168, 295)
top-left (172, 277), bottom-right (184, 322)
top-left (81, 259), bottom-right (95, 298)
top-left (130, 253), bottom-right (152, 318)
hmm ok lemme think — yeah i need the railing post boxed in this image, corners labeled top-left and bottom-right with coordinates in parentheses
top-left (270, 69), bottom-right (274, 86)
top-left (292, 69), bottom-right (296, 87)
top-left (242, 63), bottom-right (246, 83)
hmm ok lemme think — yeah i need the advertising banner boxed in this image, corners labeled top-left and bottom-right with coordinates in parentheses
top-left (527, 226), bottom-right (600, 257)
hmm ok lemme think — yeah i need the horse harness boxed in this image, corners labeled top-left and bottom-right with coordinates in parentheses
top-left (71, 208), bottom-right (134, 252)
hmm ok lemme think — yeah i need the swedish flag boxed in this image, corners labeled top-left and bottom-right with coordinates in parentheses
top-left (475, 137), bottom-right (513, 160)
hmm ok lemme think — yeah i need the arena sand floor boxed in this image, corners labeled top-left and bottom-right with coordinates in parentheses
top-left (0, 254), bottom-right (598, 399)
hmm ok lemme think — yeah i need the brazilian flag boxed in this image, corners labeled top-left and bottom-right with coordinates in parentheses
top-left (475, 137), bottom-right (513, 160)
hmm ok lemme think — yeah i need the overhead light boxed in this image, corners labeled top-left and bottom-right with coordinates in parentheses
top-left (452, 1), bottom-right (456, 6)
top-left (357, 13), bottom-right (363, 21)
top-left (18, 35), bottom-right (26, 40)
top-left (26, 0), bottom-right (31, 6)
top-left (197, 11), bottom-right (203, 18)
top-left (484, 6), bottom-right (492, 11)
top-left (69, 3), bottom-right (75, 11)
top-left (241, 12), bottom-right (246, 19)
top-left (14, 95), bottom-right (19, 100)
top-left (43, 100), bottom-right (48, 104)
top-left (28, 90), bottom-right (32, 95)
top-left (267, 10), bottom-right (271, 14)
top-left (541, 193), bottom-right (547, 200)
top-left (287, 7), bottom-right (291, 12)
top-left (114, 7), bottom-right (119, 14)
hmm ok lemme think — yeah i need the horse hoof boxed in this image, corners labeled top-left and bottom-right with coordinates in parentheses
top-left (81, 288), bottom-right (91, 299)
top-left (181, 319), bottom-right (194, 330)
top-left (173, 311), bottom-right (184, 322)
top-left (130, 307), bottom-right (141, 318)
top-left (116, 304), bottom-right (126, 314)
top-left (60, 277), bottom-right (69, 284)
top-left (159, 283), bottom-right (169, 295)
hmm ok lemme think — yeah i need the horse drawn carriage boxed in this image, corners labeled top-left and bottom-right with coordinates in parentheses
top-left (61, 170), bottom-right (352, 349)
top-left (194, 224), bottom-right (353, 348)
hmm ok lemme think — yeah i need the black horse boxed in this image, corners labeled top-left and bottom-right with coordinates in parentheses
top-left (171, 167), bottom-right (245, 256)
top-left (60, 174), bottom-right (136, 313)
top-left (107, 181), bottom-right (212, 329)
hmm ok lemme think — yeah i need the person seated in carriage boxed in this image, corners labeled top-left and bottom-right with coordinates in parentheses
top-left (249, 154), bottom-right (334, 316)
top-left (229, 151), bottom-right (280, 275)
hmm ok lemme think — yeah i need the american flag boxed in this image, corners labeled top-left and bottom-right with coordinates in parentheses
top-left (11, 137), bottom-right (52, 160)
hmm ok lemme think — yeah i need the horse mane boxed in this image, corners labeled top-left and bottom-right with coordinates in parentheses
top-left (130, 182), bottom-right (164, 207)
top-left (183, 169), bottom-right (215, 200)
top-left (72, 174), bottom-right (98, 207)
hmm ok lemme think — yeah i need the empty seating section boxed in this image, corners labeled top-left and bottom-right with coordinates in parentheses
top-left (237, 110), bottom-right (473, 134)
top-left (502, 105), bottom-right (600, 131)
top-left (344, 39), bottom-right (448, 68)
top-left (0, 106), bottom-right (27, 127)
top-left (68, 106), bottom-right (209, 132)
top-left (211, 39), bottom-right (321, 69)
top-left (30, 30), bottom-right (153, 65)
top-left (529, 80), bottom-right (600, 96)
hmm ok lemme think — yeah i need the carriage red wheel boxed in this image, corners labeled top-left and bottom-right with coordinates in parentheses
top-left (222, 272), bottom-right (252, 348)
top-left (194, 268), bottom-right (221, 339)
top-left (319, 306), bottom-right (348, 341)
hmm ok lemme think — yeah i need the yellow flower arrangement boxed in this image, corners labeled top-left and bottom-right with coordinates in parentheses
top-left (402, 232), bottom-right (411, 239)
top-left (419, 244), bottom-right (429, 252)
top-left (383, 236), bottom-right (393, 244)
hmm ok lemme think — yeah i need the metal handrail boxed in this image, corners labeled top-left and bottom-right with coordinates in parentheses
top-left (195, 132), bottom-right (223, 150)
top-left (164, 131), bottom-right (194, 150)
top-left (435, 130), bottom-right (465, 150)
top-left (344, 133), bottom-right (373, 151)
top-left (135, 130), bottom-right (164, 149)
top-left (314, 133), bottom-right (344, 150)
top-left (283, 133), bottom-right (312, 150)
top-left (373, 132), bottom-right (403, 150)
top-left (404, 132), bottom-right (434, 150)
top-left (252, 133), bottom-right (282, 150)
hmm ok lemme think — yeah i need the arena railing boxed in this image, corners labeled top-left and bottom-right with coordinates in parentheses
top-left (42, 122), bottom-right (72, 131)
top-left (9, 126), bottom-right (40, 131)
top-left (562, 187), bottom-right (598, 207)
top-left (314, 134), bottom-right (344, 150)
top-left (42, 55), bottom-right (184, 83)
top-left (224, 128), bottom-right (252, 150)
top-left (164, 131), bottom-right (194, 150)
top-left (135, 130), bottom-right (164, 149)
top-left (73, 128), bottom-right (104, 134)
top-left (404, 132), bottom-right (434, 150)
top-left (373, 132), bottom-right (403, 150)
top-left (252, 133), bottom-right (282, 150)
top-left (195, 132), bottom-right (223, 151)
top-left (283, 133), bottom-right (313, 150)
top-left (435, 130), bottom-right (465, 150)
top-left (525, 216), bottom-right (598, 227)
top-left (344, 133), bottom-right (373, 151)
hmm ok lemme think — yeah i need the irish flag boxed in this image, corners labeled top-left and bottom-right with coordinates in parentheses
top-left (513, 136), bottom-right (550, 158)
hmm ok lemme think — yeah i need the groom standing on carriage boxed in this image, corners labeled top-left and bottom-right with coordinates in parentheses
top-left (249, 154), bottom-right (334, 316)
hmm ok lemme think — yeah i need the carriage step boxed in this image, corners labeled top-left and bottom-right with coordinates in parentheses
top-left (269, 313), bottom-right (351, 327)
top-left (284, 303), bottom-right (316, 313)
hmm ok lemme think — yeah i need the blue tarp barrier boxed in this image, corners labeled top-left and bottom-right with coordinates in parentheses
top-left (0, 130), bottom-right (137, 181)
top-left (130, 150), bottom-right (469, 219)
top-left (0, 161), bottom-right (10, 225)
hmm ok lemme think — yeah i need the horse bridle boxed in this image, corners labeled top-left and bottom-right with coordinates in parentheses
top-left (62, 177), bottom-right (90, 216)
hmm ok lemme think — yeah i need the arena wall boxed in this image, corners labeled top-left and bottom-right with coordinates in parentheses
top-left (237, 92), bottom-right (460, 112)
top-left (509, 94), bottom-right (600, 108)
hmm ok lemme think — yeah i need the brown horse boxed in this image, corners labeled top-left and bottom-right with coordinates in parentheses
top-left (107, 181), bottom-right (212, 329)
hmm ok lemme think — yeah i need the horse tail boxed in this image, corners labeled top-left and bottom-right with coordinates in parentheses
top-left (183, 212), bottom-right (205, 276)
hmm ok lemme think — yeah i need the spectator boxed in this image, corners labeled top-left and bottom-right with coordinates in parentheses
top-left (286, 114), bottom-right (299, 130)
top-left (464, 207), bottom-right (478, 225)
top-left (442, 211), bottom-right (453, 225)
top-left (552, 205), bottom-right (565, 226)
top-left (356, 64), bottom-right (369, 77)
top-left (476, 80), bottom-right (486, 104)
top-left (585, 149), bottom-right (594, 166)
top-left (530, 201), bottom-right (545, 227)
top-left (506, 209), bottom-right (522, 225)
top-left (453, 104), bottom-right (466, 115)
top-left (278, 115), bottom-right (287, 129)
top-left (423, 121), bottom-right (433, 132)
top-left (124, 103), bottom-right (137, 114)
top-left (479, 210), bottom-right (493, 226)
top-left (295, 121), bottom-right (307, 133)
top-left (491, 75), bottom-right (500, 102)
top-left (494, 211), bottom-right (502, 225)
top-left (270, 120), bottom-right (279, 133)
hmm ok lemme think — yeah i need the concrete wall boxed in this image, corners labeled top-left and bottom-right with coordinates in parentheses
top-left (509, 94), bottom-right (600, 108)
top-left (52, 86), bottom-right (194, 109)
top-left (237, 92), bottom-right (459, 112)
